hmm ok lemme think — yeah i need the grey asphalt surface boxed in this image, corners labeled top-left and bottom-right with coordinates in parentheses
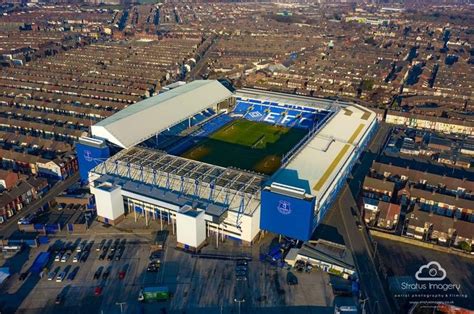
top-left (376, 237), bottom-right (474, 311)
top-left (0, 173), bottom-right (80, 239)
top-left (315, 122), bottom-right (394, 314)
top-left (1, 230), bottom-right (335, 314)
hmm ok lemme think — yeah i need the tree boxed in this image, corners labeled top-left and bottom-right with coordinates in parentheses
top-left (459, 241), bottom-right (472, 252)
top-left (364, 37), bottom-right (376, 46)
top-left (360, 79), bottom-right (374, 91)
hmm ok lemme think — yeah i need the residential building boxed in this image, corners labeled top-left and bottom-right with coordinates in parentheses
top-left (0, 170), bottom-right (20, 190)
top-left (377, 202), bottom-right (401, 230)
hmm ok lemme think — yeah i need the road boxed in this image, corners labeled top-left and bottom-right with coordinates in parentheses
top-left (320, 123), bottom-right (394, 314)
top-left (0, 173), bottom-right (80, 239)
top-left (187, 36), bottom-right (217, 81)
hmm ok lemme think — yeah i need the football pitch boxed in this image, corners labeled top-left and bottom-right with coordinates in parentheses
top-left (181, 118), bottom-right (307, 174)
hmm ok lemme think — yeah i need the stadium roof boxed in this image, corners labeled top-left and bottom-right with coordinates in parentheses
top-left (236, 88), bottom-right (342, 111)
top-left (90, 147), bottom-right (264, 215)
top-left (91, 80), bottom-right (233, 149)
top-left (270, 104), bottom-right (376, 205)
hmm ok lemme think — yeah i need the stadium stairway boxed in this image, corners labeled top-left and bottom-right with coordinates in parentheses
top-left (167, 114), bottom-right (234, 156)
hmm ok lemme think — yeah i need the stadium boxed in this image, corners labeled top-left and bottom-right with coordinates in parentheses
top-left (77, 80), bottom-right (378, 249)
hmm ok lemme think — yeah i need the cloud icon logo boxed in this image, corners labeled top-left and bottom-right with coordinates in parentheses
top-left (415, 261), bottom-right (446, 281)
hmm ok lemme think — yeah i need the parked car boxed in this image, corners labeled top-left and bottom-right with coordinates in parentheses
top-left (107, 251), bottom-right (115, 261)
top-left (235, 265), bottom-right (247, 272)
top-left (115, 248), bottom-right (124, 261)
top-left (80, 251), bottom-right (89, 263)
top-left (111, 239), bottom-right (120, 252)
top-left (235, 270), bottom-right (247, 277)
top-left (65, 242), bottom-right (75, 252)
top-left (76, 243), bottom-right (85, 253)
top-left (99, 251), bottom-right (107, 260)
top-left (55, 253), bottom-right (63, 262)
top-left (48, 268), bottom-right (59, 281)
top-left (103, 240), bottom-right (112, 251)
top-left (147, 261), bottom-right (160, 272)
top-left (102, 267), bottom-right (111, 280)
top-left (67, 267), bottom-right (79, 281)
top-left (236, 260), bottom-right (248, 267)
top-left (97, 239), bottom-right (106, 252)
top-left (93, 267), bottom-right (103, 280)
top-left (149, 251), bottom-right (161, 261)
top-left (55, 294), bottom-right (63, 304)
top-left (61, 253), bottom-right (70, 263)
top-left (236, 275), bottom-right (247, 281)
top-left (18, 214), bottom-right (35, 225)
top-left (118, 270), bottom-right (126, 280)
top-left (56, 271), bottom-right (66, 282)
top-left (287, 272), bottom-right (298, 285)
top-left (94, 286), bottom-right (103, 296)
top-left (294, 260), bottom-right (306, 272)
top-left (85, 241), bottom-right (93, 252)
top-left (73, 252), bottom-right (81, 263)
top-left (19, 272), bottom-right (29, 281)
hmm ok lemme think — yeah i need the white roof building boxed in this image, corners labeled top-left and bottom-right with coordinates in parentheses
top-left (270, 104), bottom-right (377, 207)
top-left (91, 80), bottom-right (232, 149)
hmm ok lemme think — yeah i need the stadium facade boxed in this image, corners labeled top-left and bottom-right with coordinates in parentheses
top-left (77, 80), bottom-right (377, 248)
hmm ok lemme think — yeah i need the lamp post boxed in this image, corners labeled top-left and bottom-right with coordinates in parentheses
top-left (116, 302), bottom-right (126, 313)
top-left (359, 297), bottom-right (369, 314)
top-left (235, 299), bottom-right (244, 314)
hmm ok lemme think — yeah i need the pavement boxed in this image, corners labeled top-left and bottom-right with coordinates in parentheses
top-left (0, 173), bottom-right (80, 239)
top-left (315, 122), bottom-right (394, 314)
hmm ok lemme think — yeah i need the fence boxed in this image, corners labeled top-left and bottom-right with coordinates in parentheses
top-left (370, 230), bottom-right (474, 259)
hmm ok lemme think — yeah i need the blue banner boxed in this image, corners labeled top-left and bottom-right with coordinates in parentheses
top-left (260, 190), bottom-right (315, 240)
top-left (76, 141), bottom-right (110, 182)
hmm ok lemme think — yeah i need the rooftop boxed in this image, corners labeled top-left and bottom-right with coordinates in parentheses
top-left (91, 80), bottom-right (233, 149)
top-left (298, 240), bottom-right (355, 271)
top-left (90, 146), bottom-right (265, 215)
top-left (269, 103), bottom-right (376, 204)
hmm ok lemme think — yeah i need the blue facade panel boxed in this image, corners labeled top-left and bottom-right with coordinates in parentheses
top-left (260, 190), bottom-right (315, 241)
top-left (76, 142), bottom-right (110, 182)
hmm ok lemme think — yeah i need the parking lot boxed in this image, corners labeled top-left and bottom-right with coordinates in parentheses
top-left (1, 228), bottom-right (335, 314)
top-left (0, 233), bottom-right (151, 314)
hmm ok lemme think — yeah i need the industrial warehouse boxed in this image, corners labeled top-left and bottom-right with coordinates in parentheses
top-left (77, 80), bottom-right (378, 249)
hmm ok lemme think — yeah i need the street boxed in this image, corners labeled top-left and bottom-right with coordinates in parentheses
top-left (318, 123), bottom-right (394, 314)
top-left (0, 173), bottom-right (80, 239)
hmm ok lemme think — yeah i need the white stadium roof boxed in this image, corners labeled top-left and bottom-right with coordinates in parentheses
top-left (270, 104), bottom-right (376, 205)
top-left (91, 80), bottom-right (232, 149)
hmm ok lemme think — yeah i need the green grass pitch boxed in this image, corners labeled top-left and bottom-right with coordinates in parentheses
top-left (181, 119), bottom-right (307, 175)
